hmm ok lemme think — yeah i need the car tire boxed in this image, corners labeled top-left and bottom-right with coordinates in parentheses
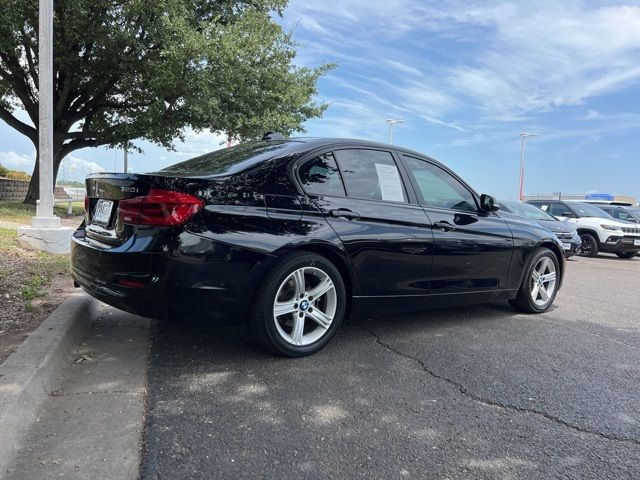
top-left (510, 247), bottom-right (560, 314)
top-left (251, 251), bottom-right (346, 357)
top-left (615, 252), bottom-right (636, 259)
top-left (578, 233), bottom-right (599, 258)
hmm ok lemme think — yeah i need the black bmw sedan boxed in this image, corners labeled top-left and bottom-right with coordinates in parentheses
top-left (71, 136), bottom-right (565, 356)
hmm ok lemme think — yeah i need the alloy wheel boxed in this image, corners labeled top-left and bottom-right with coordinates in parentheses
top-left (530, 256), bottom-right (557, 307)
top-left (579, 237), bottom-right (592, 256)
top-left (273, 267), bottom-right (337, 346)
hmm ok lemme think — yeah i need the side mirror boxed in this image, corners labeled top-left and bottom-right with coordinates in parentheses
top-left (480, 194), bottom-right (500, 212)
top-left (561, 211), bottom-right (574, 218)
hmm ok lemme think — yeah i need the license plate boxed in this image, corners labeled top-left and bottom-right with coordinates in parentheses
top-left (634, 239), bottom-right (640, 246)
top-left (92, 199), bottom-right (113, 226)
top-left (562, 242), bottom-right (571, 250)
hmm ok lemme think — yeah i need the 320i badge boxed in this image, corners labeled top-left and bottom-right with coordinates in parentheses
top-left (71, 134), bottom-right (565, 356)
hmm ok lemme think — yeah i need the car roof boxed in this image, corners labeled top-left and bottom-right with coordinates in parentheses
top-left (276, 137), bottom-right (440, 159)
top-left (154, 136), bottom-right (465, 184)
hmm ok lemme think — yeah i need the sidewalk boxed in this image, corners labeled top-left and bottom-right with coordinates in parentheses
top-left (0, 220), bottom-right (23, 230)
top-left (4, 306), bottom-right (150, 480)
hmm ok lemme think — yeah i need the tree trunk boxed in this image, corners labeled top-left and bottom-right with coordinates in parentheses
top-left (23, 150), bottom-right (64, 205)
top-left (23, 153), bottom-right (40, 205)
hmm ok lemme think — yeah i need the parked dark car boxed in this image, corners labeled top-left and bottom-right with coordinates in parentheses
top-left (72, 136), bottom-right (566, 356)
top-left (584, 203), bottom-right (640, 224)
top-left (498, 200), bottom-right (581, 257)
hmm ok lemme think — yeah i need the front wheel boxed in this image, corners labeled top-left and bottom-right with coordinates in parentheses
top-left (616, 251), bottom-right (636, 259)
top-left (578, 233), bottom-right (599, 257)
top-left (510, 248), bottom-right (560, 313)
top-left (251, 251), bottom-right (346, 357)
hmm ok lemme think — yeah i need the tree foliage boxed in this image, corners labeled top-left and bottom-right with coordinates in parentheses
top-left (0, 0), bottom-right (332, 203)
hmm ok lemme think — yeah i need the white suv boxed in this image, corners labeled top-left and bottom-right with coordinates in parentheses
top-left (527, 200), bottom-right (640, 259)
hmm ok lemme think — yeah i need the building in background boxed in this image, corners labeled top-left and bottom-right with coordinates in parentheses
top-left (523, 193), bottom-right (637, 205)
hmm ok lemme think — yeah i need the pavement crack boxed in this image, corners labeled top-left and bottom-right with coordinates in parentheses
top-left (359, 324), bottom-right (640, 448)
top-left (48, 389), bottom-right (140, 396)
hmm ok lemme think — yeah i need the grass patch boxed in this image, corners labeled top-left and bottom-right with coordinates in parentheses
top-left (0, 226), bottom-right (70, 303)
top-left (21, 275), bottom-right (48, 300)
top-left (0, 226), bottom-right (21, 252)
top-left (0, 200), bottom-right (84, 224)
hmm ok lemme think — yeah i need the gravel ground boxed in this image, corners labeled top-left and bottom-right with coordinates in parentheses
top-left (0, 227), bottom-right (76, 363)
top-left (141, 255), bottom-right (640, 480)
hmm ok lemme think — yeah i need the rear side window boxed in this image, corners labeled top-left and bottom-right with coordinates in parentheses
top-left (612, 209), bottom-right (635, 222)
top-left (333, 149), bottom-right (406, 203)
top-left (298, 153), bottom-right (346, 197)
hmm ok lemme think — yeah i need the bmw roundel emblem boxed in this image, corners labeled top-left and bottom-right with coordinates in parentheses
top-left (300, 300), bottom-right (310, 311)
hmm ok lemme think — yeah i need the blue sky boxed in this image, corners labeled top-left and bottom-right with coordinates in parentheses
top-left (1, 0), bottom-right (640, 200)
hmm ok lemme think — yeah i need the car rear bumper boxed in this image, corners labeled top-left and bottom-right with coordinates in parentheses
top-left (71, 228), bottom-right (272, 324)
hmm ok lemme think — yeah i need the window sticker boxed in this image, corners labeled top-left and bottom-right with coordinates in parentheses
top-left (375, 163), bottom-right (404, 202)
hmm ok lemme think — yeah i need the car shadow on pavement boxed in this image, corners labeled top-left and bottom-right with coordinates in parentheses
top-left (141, 301), bottom-right (640, 480)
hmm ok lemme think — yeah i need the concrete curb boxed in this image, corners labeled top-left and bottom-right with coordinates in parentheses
top-left (0, 291), bottom-right (96, 475)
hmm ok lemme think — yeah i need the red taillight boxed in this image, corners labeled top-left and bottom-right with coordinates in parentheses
top-left (84, 195), bottom-right (90, 212)
top-left (117, 188), bottom-right (204, 226)
top-left (116, 279), bottom-right (145, 289)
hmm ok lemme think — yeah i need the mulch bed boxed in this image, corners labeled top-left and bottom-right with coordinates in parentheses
top-left (0, 224), bottom-right (80, 363)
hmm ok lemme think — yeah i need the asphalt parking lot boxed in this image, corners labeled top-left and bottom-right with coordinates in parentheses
top-left (140, 255), bottom-right (640, 480)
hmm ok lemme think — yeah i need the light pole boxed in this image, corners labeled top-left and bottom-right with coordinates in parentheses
top-left (518, 132), bottom-right (538, 201)
top-left (385, 119), bottom-right (404, 144)
top-left (123, 142), bottom-right (128, 173)
top-left (37, 0), bottom-right (55, 222)
top-left (18, 0), bottom-right (74, 253)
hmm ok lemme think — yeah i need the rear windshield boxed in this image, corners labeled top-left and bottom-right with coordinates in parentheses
top-left (501, 200), bottom-right (557, 221)
top-left (154, 141), bottom-right (294, 176)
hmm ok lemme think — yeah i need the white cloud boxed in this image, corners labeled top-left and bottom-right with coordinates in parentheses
top-left (0, 151), bottom-right (34, 172)
top-left (173, 129), bottom-right (229, 156)
top-left (286, 0), bottom-right (640, 121)
top-left (0, 151), bottom-right (106, 180)
top-left (63, 156), bottom-right (104, 175)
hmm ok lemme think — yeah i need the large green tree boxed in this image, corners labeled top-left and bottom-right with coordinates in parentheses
top-left (0, 0), bottom-right (331, 204)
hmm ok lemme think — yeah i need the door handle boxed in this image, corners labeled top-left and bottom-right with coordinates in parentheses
top-left (433, 220), bottom-right (456, 231)
top-left (329, 208), bottom-right (361, 220)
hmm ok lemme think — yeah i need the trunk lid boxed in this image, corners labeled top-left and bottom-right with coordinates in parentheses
top-left (84, 173), bottom-right (156, 246)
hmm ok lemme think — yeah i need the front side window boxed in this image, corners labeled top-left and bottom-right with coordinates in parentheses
top-left (298, 153), bottom-right (346, 197)
top-left (333, 149), bottom-right (406, 203)
top-left (402, 155), bottom-right (477, 212)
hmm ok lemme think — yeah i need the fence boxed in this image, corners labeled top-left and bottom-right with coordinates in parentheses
top-left (0, 178), bottom-right (29, 201)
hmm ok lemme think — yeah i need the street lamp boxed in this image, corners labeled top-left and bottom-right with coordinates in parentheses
top-left (17, 0), bottom-right (74, 253)
top-left (385, 119), bottom-right (404, 144)
top-left (518, 132), bottom-right (538, 201)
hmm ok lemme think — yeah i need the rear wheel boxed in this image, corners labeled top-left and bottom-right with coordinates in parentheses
top-left (616, 252), bottom-right (636, 259)
top-left (251, 252), bottom-right (346, 357)
top-left (510, 248), bottom-right (559, 313)
top-left (578, 233), bottom-right (599, 257)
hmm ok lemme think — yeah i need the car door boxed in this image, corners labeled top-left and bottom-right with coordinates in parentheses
top-left (400, 154), bottom-right (513, 294)
top-left (297, 148), bottom-right (435, 299)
